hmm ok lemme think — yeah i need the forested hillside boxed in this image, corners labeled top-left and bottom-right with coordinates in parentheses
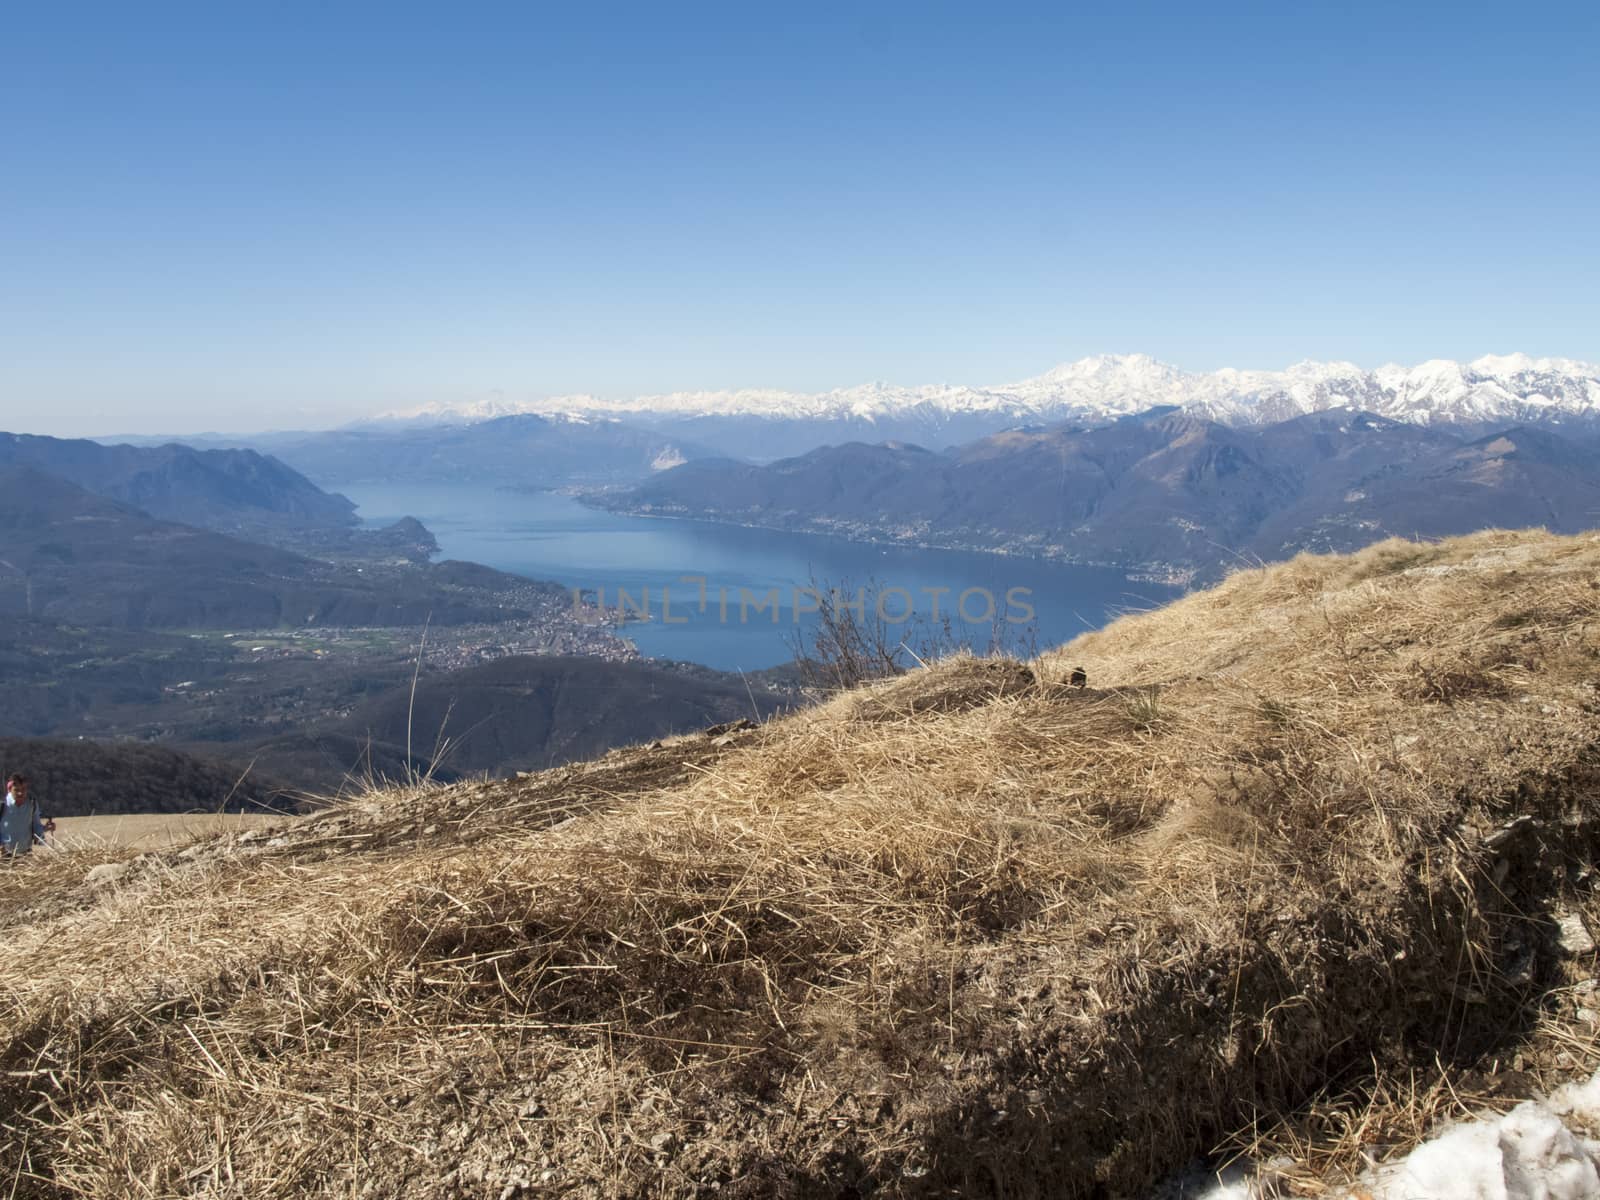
top-left (0, 738), bottom-right (292, 816)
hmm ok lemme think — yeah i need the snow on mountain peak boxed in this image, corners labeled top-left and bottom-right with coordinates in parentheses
top-left (1023, 352), bottom-right (1179, 386)
top-left (369, 354), bottom-right (1600, 430)
top-left (1472, 352), bottom-right (1539, 375)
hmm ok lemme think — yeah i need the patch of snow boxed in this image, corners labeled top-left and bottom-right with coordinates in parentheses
top-left (649, 447), bottom-right (688, 471)
top-left (1186, 1067), bottom-right (1600, 1200)
top-left (1559, 914), bottom-right (1597, 956)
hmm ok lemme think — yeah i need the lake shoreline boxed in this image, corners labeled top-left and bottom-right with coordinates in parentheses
top-left (580, 496), bottom-right (1199, 587)
top-left (337, 483), bottom-right (1183, 671)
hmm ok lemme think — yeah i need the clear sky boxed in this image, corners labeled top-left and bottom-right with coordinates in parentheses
top-left (2, 1), bottom-right (1597, 436)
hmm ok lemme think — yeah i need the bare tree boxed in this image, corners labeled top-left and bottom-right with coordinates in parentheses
top-left (787, 576), bottom-right (1039, 693)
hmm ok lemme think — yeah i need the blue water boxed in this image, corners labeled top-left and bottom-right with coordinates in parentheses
top-left (338, 484), bottom-right (1182, 671)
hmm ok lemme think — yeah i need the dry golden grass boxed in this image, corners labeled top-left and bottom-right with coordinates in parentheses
top-left (4, 528), bottom-right (1600, 1198)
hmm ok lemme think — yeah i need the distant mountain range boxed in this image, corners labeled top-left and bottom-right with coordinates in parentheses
top-left (602, 408), bottom-right (1600, 582)
top-left (118, 354), bottom-right (1600, 490)
top-left (189, 414), bottom-right (718, 488)
top-left (366, 353), bottom-right (1600, 462)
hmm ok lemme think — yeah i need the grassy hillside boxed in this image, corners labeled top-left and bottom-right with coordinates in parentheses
top-left (4, 528), bottom-right (1600, 1197)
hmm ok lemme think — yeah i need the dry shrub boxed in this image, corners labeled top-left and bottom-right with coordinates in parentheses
top-left (5, 528), bottom-right (1600, 1198)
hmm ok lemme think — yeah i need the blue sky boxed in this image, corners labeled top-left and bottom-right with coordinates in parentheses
top-left (2, 1), bottom-right (1596, 435)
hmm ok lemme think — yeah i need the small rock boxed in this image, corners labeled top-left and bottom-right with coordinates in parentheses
top-left (1557, 912), bottom-right (1596, 955)
top-left (422, 825), bottom-right (439, 836)
top-left (1576, 1007), bottom-right (1598, 1027)
top-left (648, 1132), bottom-right (674, 1153)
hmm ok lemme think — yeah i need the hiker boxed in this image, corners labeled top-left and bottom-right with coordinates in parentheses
top-left (2, 775), bottom-right (54, 858)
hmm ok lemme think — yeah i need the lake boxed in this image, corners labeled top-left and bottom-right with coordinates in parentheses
top-left (339, 484), bottom-right (1183, 671)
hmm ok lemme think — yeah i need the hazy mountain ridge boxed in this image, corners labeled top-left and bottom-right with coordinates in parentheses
top-left (0, 432), bottom-right (358, 535)
top-left (145, 354), bottom-right (1600, 485)
top-left (223, 412), bottom-right (719, 488)
top-left (0, 467), bottom-right (559, 630)
top-left (605, 408), bottom-right (1600, 581)
top-left (0, 429), bottom-right (459, 561)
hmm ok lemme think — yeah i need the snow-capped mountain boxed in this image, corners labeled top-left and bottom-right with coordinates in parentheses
top-left (360, 400), bottom-right (624, 429)
top-left (372, 354), bottom-right (1600, 434)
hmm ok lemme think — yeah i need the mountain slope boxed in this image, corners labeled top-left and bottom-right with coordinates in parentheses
top-left (252, 654), bottom-right (789, 786)
top-left (0, 432), bottom-right (357, 535)
top-left (1247, 424), bottom-right (1600, 562)
top-left (6, 529), bottom-right (1600, 1196)
top-left (255, 413), bottom-right (719, 487)
top-left (0, 737), bottom-right (293, 816)
top-left (0, 467), bottom-right (552, 629)
top-left (606, 410), bottom-right (1600, 579)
